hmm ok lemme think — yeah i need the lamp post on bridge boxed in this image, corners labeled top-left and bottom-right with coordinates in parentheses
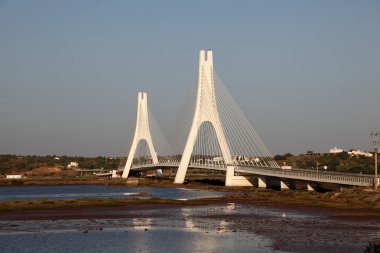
top-left (371, 131), bottom-right (379, 190)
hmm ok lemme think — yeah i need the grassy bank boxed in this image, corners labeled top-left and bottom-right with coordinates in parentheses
top-left (0, 177), bottom-right (111, 186)
top-left (242, 188), bottom-right (380, 210)
top-left (0, 196), bottom-right (225, 212)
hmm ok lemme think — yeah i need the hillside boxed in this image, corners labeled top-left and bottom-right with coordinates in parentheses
top-left (0, 152), bottom-right (376, 176)
top-left (275, 152), bottom-right (375, 174)
top-left (0, 155), bottom-right (123, 175)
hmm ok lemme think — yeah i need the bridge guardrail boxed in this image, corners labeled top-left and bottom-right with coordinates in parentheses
top-left (129, 162), bottom-right (375, 187)
top-left (236, 166), bottom-right (374, 187)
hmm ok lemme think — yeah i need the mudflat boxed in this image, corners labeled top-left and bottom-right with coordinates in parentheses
top-left (1, 179), bottom-right (379, 253)
top-left (1, 192), bottom-right (379, 253)
top-left (0, 185), bottom-right (379, 219)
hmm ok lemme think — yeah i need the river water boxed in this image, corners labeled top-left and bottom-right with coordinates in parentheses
top-left (0, 185), bottom-right (225, 201)
top-left (0, 185), bottom-right (379, 253)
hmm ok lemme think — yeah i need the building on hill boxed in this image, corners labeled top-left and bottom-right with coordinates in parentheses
top-left (6, 174), bottom-right (25, 179)
top-left (305, 151), bottom-right (323, 156)
top-left (348, 149), bottom-right (373, 158)
top-left (330, 147), bottom-right (344, 154)
top-left (67, 162), bottom-right (79, 169)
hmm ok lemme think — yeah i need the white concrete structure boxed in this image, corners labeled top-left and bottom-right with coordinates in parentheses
top-left (330, 147), bottom-right (344, 154)
top-left (174, 50), bottom-right (251, 186)
top-left (112, 170), bottom-right (119, 178)
top-left (122, 92), bottom-right (158, 178)
top-left (280, 180), bottom-right (289, 190)
top-left (258, 176), bottom-right (267, 188)
top-left (115, 50), bottom-right (376, 189)
top-left (307, 184), bottom-right (316, 191)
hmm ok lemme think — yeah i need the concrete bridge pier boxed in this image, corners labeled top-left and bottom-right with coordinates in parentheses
top-left (306, 183), bottom-right (325, 192)
top-left (264, 178), bottom-right (295, 190)
top-left (307, 184), bottom-right (316, 191)
top-left (228, 175), bottom-right (255, 186)
top-left (281, 180), bottom-right (289, 190)
top-left (280, 179), bottom-right (297, 190)
top-left (258, 176), bottom-right (267, 188)
top-left (155, 169), bottom-right (164, 178)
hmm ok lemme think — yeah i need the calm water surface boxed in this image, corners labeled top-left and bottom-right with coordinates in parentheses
top-left (0, 184), bottom-right (224, 201)
top-left (0, 228), bottom-right (275, 253)
top-left (0, 185), bottom-right (379, 253)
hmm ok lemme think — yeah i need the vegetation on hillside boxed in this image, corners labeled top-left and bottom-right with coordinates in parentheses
top-left (275, 152), bottom-right (375, 174)
top-left (0, 155), bottom-right (122, 174)
top-left (0, 151), bottom-right (377, 176)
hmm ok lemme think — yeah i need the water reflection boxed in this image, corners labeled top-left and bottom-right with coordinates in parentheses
top-left (0, 186), bottom-right (378, 253)
top-left (180, 207), bottom-right (220, 252)
top-left (181, 207), bottom-right (198, 231)
top-left (180, 203), bottom-right (237, 234)
top-left (132, 218), bottom-right (152, 230)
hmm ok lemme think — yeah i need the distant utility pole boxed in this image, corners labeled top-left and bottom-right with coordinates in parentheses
top-left (371, 131), bottom-right (379, 190)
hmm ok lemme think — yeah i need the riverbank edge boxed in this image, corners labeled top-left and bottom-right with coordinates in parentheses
top-left (0, 178), bottom-right (379, 219)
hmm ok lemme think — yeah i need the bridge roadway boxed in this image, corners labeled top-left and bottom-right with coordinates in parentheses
top-left (129, 163), bottom-right (375, 187)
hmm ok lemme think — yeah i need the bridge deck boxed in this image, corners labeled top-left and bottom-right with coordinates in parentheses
top-left (236, 166), bottom-right (373, 187)
top-left (128, 163), bottom-right (375, 187)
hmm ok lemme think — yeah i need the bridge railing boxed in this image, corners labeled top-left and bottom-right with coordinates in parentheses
top-left (129, 162), bottom-right (374, 187)
top-left (236, 165), bottom-right (374, 186)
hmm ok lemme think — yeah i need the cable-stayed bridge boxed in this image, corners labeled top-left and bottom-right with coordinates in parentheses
top-left (117, 49), bottom-right (376, 189)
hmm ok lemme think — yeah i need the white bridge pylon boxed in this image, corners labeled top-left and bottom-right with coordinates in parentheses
top-left (122, 92), bottom-right (159, 178)
top-left (174, 50), bottom-right (245, 186)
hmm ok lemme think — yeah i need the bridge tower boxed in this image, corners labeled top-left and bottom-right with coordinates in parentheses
top-left (174, 50), bottom-right (238, 186)
top-left (122, 92), bottom-right (158, 178)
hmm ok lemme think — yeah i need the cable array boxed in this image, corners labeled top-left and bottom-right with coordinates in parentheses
top-left (179, 69), bottom-right (279, 169)
top-left (213, 71), bottom-right (279, 168)
top-left (191, 121), bottom-right (226, 169)
top-left (168, 81), bottom-right (197, 159)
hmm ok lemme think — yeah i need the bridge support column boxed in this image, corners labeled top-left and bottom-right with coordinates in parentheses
top-left (225, 166), bottom-right (235, 186)
top-left (258, 176), bottom-right (267, 188)
top-left (307, 184), bottom-right (316, 191)
top-left (227, 174), bottom-right (254, 186)
top-left (280, 180), bottom-right (289, 190)
top-left (155, 169), bottom-right (164, 178)
top-left (174, 50), bottom-right (234, 186)
top-left (122, 92), bottom-right (159, 179)
top-left (112, 170), bottom-right (119, 178)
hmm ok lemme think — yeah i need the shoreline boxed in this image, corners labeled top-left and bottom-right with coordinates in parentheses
top-left (2, 198), bottom-right (380, 221)
top-left (0, 177), bottom-right (379, 220)
top-left (1, 181), bottom-right (379, 253)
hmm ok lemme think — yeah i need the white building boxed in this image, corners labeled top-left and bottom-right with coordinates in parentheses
top-left (6, 174), bottom-right (24, 179)
top-left (329, 147), bottom-right (344, 154)
top-left (348, 149), bottom-right (373, 158)
top-left (67, 162), bottom-right (79, 169)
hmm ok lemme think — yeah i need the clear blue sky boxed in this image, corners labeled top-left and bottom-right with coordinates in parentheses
top-left (0, 0), bottom-right (379, 156)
